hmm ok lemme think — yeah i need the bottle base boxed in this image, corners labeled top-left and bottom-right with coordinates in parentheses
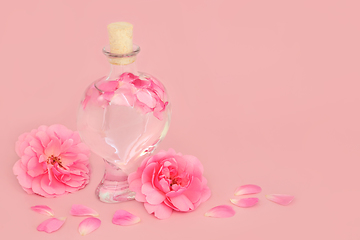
top-left (95, 180), bottom-right (135, 203)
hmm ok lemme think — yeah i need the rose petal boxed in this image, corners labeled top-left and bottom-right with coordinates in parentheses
top-left (15, 133), bottom-right (30, 157)
top-left (14, 166), bottom-right (33, 189)
top-left (37, 217), bottom-right (66, 233)
top-left (132, 78), bottom-right (151, 88)
top-left (119, 72), bottom-right (137, 82)
top-left (97, 80), bottom-right (119, 92)
top-left (129, 178), bottom-right (147, 202)
top-left (27, 157), bottom-right (45, 177)
top-left (29, 139), bottom-right (44, 155)
top-left (183, 177), bottom-right (203, 203)
top-left (141, 162), bottom-right (157, 184)
top-left (141, 182), bottom-right (166, 205)
top-left (31, 205), bottom-right (54, 216)
top-left (230, 198), bottom-right (259, 208)
top-left (112, 210), bottom-right (140, 226)
top-left (40, 175), bottom-right (66, 195)
top-left (168, 194), bottom-right (194, 211)
top-left (136, 89), bottom-right (157, 108)
top-left (111, 91), bottom-right (135, 106)
top-left (266, 194), bottom-right (294, 206)
top-left (78, 217), bottom-right (101, 236)
top-left (205, 205), bottom-right (235, 218)
top-left (144, 203), bottom-right (172, 220)
top-left (35, 131), bottom-right (51, 148)
top-left (44, 138), bottom-right (61, 157)
top-left (49, 124), bottom-right (73, 141)
top-left (70, 204), bottom-right (99, 217)
top-left (234, 184), bottom-right (262, 196)
top-left (197, 186), bottom-right (211, 207)
top-left (32, 175), bottom-right (51, 197)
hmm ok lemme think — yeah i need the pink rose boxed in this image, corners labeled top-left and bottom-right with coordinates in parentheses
top-left (13, 125), bottom-right (91, 198)
top-left (128, 149), bottom-right (211, 219)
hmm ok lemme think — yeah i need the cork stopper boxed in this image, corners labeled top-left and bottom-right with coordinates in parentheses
top-left (107, 22), bottom-right (135, 65)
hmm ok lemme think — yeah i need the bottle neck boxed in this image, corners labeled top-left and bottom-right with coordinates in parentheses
top-left (102, 44), bottom-right (141, 81)
top-left (106, 60), bottom-right (138, 81)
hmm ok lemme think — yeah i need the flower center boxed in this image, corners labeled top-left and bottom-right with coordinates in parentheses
top-left (170, 176), bottom-right (189, 188)
top-left (47, 155), bottom-right (64, 168)
top-left (170, 178), bottom-right (178, 186)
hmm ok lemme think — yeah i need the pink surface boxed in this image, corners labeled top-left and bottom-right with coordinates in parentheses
top-left (1, 0), bottom-right (359, 239)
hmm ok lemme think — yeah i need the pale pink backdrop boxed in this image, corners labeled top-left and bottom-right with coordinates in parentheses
top-left (1, 0), bottom-right (359, 239)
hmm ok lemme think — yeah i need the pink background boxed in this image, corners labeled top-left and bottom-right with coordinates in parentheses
top-left (1, 0), bottom-right (359, 239)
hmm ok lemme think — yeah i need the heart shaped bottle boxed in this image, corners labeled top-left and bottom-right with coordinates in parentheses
top-left (77, 22), bottom-right (171, 203)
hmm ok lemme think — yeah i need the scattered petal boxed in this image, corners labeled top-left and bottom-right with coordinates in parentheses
top-left (234, 184), bottom-right (262, 196)
top-left (37, 217), bottom-right (66, 233)
top-left (230, 198), bottom-right (259, 208)
top-left (31, 205), bottom-right (54, 216)
top-left (70, 204), bottom-right (99, 217)
top-left (205, 205), bottom-right (235, 218)
top-left (78, 217), bottom-right (101, 236)
top-left (266, 194), bottom-right (294, 206)
top-left (112, 210), bottom-right (141, 226)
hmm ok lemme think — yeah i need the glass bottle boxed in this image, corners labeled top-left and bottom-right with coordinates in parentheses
top-left (77, 22), bottom-right (171, 203)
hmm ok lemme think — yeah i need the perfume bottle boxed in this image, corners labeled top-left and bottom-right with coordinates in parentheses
top-left (77, 22), bottom-right (171, 203)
